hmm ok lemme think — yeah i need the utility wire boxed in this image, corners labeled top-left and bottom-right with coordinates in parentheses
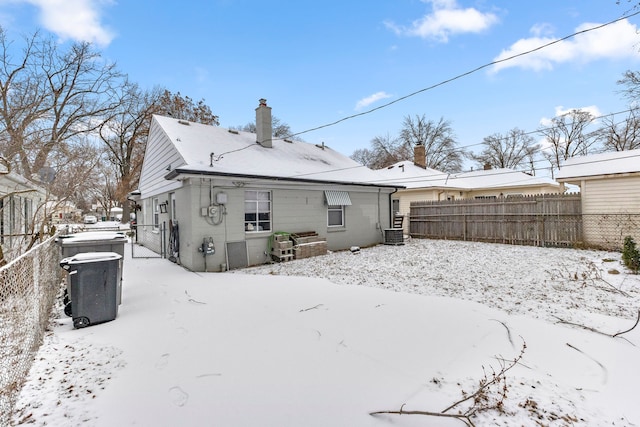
top-left (210, 10), bottom-right (640, 183)
top-left (284, 10), bottom-right (640, 140)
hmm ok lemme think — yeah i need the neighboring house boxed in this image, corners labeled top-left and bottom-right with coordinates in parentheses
top-left (0, 161), bottom-right (47, 260)
top-left (556, 149), bottom-right (640, 250)
top-left (134, 99), bottom-right (401, 272)
top-left (46, 200), bottom-right (82, 224)
top-left (372, 146), bottom-right (560, 233)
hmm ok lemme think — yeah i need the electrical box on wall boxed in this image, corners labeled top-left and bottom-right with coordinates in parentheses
top-left (216, 192), bottom-right (228, 204)
top-left (208, 206), bottom-right (217, 217)
top-left (200, 207), bottom-right (208, 217)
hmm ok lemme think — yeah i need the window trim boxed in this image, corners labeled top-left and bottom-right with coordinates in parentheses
top-left (152, 197), bottom-right (159, 230)
top-left (327, 204), bottom-right (345, 227)
top-left (244, 190), bottom-right (272, 233)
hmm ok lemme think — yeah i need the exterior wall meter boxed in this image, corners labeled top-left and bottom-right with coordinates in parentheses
top-left (199, 237), bottom-right (215, 255)
top-left (216, 192), bottom-right (227, 204)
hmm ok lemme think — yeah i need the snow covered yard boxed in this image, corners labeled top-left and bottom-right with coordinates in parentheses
top-left (11, 238), bottom-right (640, 426)
top-left (237, 238), bottom-right (640, 325)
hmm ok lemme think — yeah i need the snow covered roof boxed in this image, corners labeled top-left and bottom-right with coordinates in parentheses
top-left (154, 115), bottom-right (398, 188)
top-left (368, 161), bottom-right (449, 189)
top-left (0, 170), bottom-right (47, 196)
top-left (370, 160), bottom-right (559, 191)
top-left (452, 168), bottom-right (559, 190)
top-left (555, 149), bottom-right (640, 180)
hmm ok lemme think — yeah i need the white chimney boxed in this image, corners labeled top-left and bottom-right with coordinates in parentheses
top-left (255, 98), bottom-right (272, 148)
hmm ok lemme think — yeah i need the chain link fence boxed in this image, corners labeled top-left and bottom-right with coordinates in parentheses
top-left (131, 223), bottom-right (166, 258)
top-left (583, 213), bottom-right (640, 250)
top-left (0, 236), bottom-right (63, 427)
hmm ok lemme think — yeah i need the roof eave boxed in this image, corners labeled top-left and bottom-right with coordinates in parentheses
top-left (165, 168), bottom-right (404, 189)
top-left (556, 170), bottom-right (640, 182)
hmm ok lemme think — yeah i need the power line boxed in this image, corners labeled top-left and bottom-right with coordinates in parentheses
top-left (283, 10), bottom-right (640, 140)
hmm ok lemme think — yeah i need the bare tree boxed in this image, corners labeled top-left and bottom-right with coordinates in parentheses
top-left (0, 27), bottom-right (124, 179)
top-left (159, 90), bottom-right (219, 125)
top-left (350, 147), bottom-right (377, 167)
top-left (471, 128), bottom-right (541, 172)
top-left (399, 115), bottom-right (464, 173)
top-left (539, 109), bottom-right (599, 178)
top-left (350, 133), bottom-right (409, 169)
top-left (98, 82), bottom-right (163, 223)
top-left (598, 108), bottom-right (640, 151)
top-left (617, 70), bottom-right (640, 101)
top-left (46, 137), bottom-right (105, 208)
top-left (233, 116), bottom-right (301, 140)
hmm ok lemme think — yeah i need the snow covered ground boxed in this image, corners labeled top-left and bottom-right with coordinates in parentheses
top-left (11, 237), bottom-right (640, 426)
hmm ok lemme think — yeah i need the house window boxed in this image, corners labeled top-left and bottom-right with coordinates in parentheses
top-left (9, 196), bottom-right (16, 234)
top-left (324, 190), bottom-right (351, 228)
top-left (244, 190), bottom-right (271, 232)
top-left (153, 198), bottom-right (159, 229)
top-left (327, 205), bottom-right (345, 227)
top-left (24, 198), bottom-right (32, 234)
top-left (169, 192), bottom-right (176, 222)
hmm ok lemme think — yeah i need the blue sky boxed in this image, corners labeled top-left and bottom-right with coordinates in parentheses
top-left (1, 0), bottom-right (640, 164)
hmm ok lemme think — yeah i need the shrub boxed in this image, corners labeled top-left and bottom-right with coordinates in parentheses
top-left (622, 236), bottom-right (640, 274)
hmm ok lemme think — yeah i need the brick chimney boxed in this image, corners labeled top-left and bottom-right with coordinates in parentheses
top-left (255, 98), bottom-right (272, 148)
top-left (414, 144), bottom-right (426, 169)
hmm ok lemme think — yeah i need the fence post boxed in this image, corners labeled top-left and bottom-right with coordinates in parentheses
top-left (463, 213), bottom-right (467, 241)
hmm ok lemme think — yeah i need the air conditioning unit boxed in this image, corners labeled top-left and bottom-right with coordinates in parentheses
top-left (384, 228), bottom-right (404, 245)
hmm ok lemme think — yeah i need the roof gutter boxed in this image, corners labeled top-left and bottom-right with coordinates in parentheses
top-left (165, 168), bottom-right (404, 190)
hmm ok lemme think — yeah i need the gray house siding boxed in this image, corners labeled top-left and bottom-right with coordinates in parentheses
top-left (135, 115), bottom-right (399, 272)
top-left (147, 178), bottom-right (392, 272)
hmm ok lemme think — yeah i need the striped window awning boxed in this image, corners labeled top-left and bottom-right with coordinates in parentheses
top-left (324, 190), bottom-right (352, 206)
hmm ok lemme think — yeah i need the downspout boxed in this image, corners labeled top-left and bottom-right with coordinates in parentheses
top-left (387, 187), bottom-right (399, 230)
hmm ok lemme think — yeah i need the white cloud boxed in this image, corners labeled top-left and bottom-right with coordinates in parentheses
top-left (355, 91), bottom-right (393, 111)
top-left (491, 19), bottom-right (640, 73)
top-left (539, 105), bottom-right (602, 127)
top-left (385, 0), bottom-right (498, 42)
top-left (24, 0), bottom-right (115, 46)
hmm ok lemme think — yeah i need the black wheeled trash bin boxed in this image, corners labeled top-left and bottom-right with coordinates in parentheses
top-left (56, 231), bottom-right (127, 306)
top-left (60, 252), bottom-right (123, 329)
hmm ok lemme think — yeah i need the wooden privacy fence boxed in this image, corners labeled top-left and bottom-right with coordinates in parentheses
top-left (409, 194), bottom-right (582, 247)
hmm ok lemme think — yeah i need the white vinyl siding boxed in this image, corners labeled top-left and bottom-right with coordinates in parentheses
top-left (138, 118), bottom-right (185, 198)
top-left (582, 176), bottom-right (640, 214)
top-left (580, 175), bottom-right (640, 249)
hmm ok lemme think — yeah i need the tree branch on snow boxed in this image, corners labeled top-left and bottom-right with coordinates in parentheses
top-left (299, 304), bottom-right (323, 312)
top-left (565, 343), bottom-right (607, 379)
top-left (582, 261), bottom-right (631, 297)
top-left (184, 290), bottom-right (206, 305)
top-left (370, 340), bottom-right (527, 426)
top-left (490, 319), bottom-right (514, 347)
top-left (370, 405), bottom-right (476, 426)
top-left (613, 309), bottom-right (640, 338)
top-left (546, 262), bottom-right (631, 297)
top-left (553, 309), bottom-right (640, 342)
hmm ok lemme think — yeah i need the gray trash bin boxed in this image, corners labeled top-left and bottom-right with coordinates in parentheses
top-left (56, 231), bottom-right (127, 306)
top-left (60, 252), bottom-right (123, 329)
